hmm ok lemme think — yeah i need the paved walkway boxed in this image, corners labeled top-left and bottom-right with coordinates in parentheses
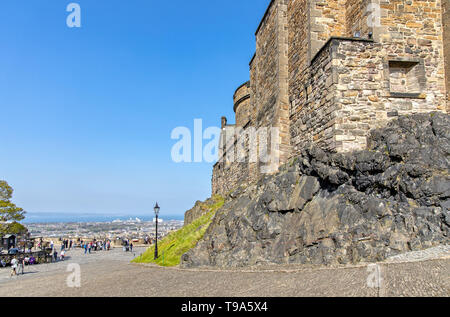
top-left (0, 247), bottom-right (144, 284)
top-left (0, 247), bottom-right (448, 297)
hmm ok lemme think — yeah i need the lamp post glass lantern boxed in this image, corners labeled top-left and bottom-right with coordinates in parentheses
top-left (154, 202), bottom-right (160, 260)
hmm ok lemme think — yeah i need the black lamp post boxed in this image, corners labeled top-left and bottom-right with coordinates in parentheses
top-left (154, 202), bottom-right (160, 260)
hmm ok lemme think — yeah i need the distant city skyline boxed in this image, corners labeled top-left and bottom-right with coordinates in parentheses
top-left (23, 212), bottom-right (185, 224)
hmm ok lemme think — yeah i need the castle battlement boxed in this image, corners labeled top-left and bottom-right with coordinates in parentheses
top-left (212, 0), bottom-right (449, 196)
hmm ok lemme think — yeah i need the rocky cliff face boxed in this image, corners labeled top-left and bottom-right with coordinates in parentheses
top-left (181, 113), bottom-right (450, 268)
top-left (184, 196), bottom-right (224, 226)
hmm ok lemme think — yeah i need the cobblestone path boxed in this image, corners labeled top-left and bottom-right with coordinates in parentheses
top-left (0, 246), bottom-right (448, 297)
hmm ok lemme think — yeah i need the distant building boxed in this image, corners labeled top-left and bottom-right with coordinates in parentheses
top-left (1, 234), bottom-right (17, 250)
top-left (153, 218), bottom-right (163, 224)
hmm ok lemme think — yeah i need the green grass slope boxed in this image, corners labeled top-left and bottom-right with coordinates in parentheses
top-left (132, 196), bottom-right (224, 267)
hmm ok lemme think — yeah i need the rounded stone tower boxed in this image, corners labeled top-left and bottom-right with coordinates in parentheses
top-left (233, 81), bottom-right (251, 127)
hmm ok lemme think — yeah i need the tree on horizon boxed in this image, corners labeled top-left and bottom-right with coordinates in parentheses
top-left (0, 180), bottom-right (27, 235)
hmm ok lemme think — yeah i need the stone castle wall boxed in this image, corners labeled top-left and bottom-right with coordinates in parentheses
top-left (289, 0), bottom-right (447, 155)
top-left (212, 160), bottom-right (247, 201)
top-left (444, 0), bottom-right (450, 110)
top-left (290, 36), bottom-right (339, 153)
top-left (248, 57), bottom-right (259, 184)
top-left (212, 128), bottom-right (250, 196)
top-left (211, 82), bottom-right (253, 196)
top-left (253, 0), bottom-right (290, 171)
top-left (213, 0), bottom-right (290, 195)
top-left (212, 0), bottom-right (448, 196)
top-left (309, 0), bottom-right (347, 57)
top-left (234, 81), bottom-right (252, 127)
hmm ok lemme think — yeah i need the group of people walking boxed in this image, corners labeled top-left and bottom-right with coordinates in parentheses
top-left (9, 255), bottom-right (36, 276)
top-left (6, 238), bottom-right (123, 277)
top-left (10, 257), bottom-right (22, 276)
top-left (81, 240), bottom-right (111, 254)
top-left (61, 239), bottom-right (73, 250)
top-left (122, 239), bottom-right (134, 252)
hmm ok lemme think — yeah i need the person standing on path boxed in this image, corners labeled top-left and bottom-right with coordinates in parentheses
top-left (84, 243), bottom-right (88, 254)
top-left (10, 257), bottom-right (18, 277)
top-left (130, 243), bottom-right (133, 252)
top-left (18, 257), bottom-right (25, 275)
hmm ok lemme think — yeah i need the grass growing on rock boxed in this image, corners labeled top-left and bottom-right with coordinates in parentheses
top-left (132, 195), bottom-right (224, 267)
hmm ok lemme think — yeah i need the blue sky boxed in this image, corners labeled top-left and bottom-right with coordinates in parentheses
top-left (0, 0), bottom-right (270, 218)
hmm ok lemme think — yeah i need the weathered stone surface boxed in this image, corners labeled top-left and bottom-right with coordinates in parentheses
top-left (213, 0), bottom-right (448, 197)
top-left (443, 0), bottom-right (450, 111)
top-left (182, 113), bottom-right (450, 268)
top-left (184, 197), bottom-right (219, 226)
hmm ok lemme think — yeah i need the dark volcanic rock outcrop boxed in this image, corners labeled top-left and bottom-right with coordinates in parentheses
top-left (181, 113), bottom-right (450, 267)
top-left (184, 197), bottom-right (221, 226)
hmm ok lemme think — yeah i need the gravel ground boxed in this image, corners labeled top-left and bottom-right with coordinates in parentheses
top-left (0, 246), bottom-right (448, 297)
